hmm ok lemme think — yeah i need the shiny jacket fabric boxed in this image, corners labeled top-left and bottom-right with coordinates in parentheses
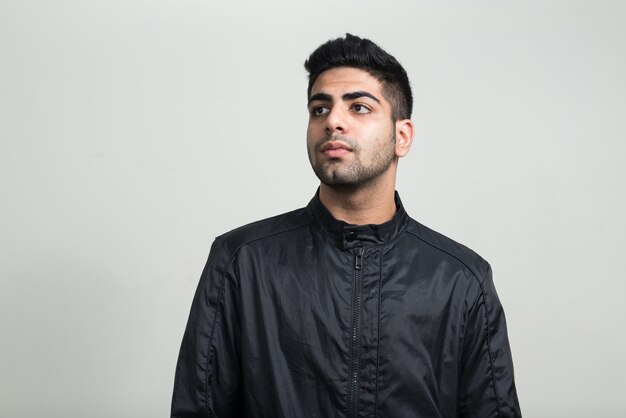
top-left (171, 193), bottom-right (521, 418)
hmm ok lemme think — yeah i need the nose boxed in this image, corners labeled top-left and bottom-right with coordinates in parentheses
top-left (324, 106), bottom-right (348, 134)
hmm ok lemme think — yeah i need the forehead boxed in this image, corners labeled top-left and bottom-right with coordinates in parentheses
top-left (310, 67), bottom-right (385, 97)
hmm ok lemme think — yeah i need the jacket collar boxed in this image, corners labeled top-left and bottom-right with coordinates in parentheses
top-left (307, 189), bottom-right (410, 249)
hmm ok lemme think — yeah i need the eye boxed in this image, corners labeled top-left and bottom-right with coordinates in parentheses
top-left (351, 104), bottom-right (371, 114)
top-left (311, 106), bottom-right (329, 116)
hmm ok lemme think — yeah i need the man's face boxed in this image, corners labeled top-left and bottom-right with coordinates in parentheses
top-left (306, 67), bottom-right (397, 188)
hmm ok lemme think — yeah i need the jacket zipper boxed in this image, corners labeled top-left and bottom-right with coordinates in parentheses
top-left (347, 247), bottom-right (364, 418)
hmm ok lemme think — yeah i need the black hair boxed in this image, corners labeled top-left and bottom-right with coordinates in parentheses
top-left (304, 33), bottom-right (413, 120)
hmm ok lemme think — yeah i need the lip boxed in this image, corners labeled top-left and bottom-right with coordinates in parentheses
top-left (320, 141), bottom-right (352, 157)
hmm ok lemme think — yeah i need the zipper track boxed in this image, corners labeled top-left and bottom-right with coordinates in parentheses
top-left (347, 247), bottom-right (364, 418)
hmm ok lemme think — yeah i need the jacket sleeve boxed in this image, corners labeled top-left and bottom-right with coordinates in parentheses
top-left (458, 266), bottom-right (522, 418)
top-left (171, 239), bottom-right (242, 418)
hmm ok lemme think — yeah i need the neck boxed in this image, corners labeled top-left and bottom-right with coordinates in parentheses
top-left (319, 179), bottom-right (397, 225)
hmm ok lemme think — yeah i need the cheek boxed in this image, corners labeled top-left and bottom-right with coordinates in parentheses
top-left (306, 122), bottom-right (320, 146)
top-left (306, 128), bottom-right (316, 156)
top-left (307, 118), bottom-right (321, 135)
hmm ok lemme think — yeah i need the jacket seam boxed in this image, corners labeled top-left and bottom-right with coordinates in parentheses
top-left (374, 248), bottom-right (384, 418)
top-left (206, 222), bottom-right (310, 415)
top-left (406, 230), bottom-right (483, 282)
top-left (477, 268), bottom-right (503, 417)
top-left (203, 239), bottom-right (230, 418)
top-left (219, 221), bottom-right (313, 264)
top-left (407, 230), bottom-right (503, 416)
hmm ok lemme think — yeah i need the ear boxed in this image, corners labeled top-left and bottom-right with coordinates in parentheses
top-left (394, 119), bottom-right (414, 158)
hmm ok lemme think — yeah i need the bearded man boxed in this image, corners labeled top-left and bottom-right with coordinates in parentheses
top-left (171, 34), bottom-right (522, 418)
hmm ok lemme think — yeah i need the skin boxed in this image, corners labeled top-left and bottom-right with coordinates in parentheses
top-left (306, 67), bottom-right (414, 225)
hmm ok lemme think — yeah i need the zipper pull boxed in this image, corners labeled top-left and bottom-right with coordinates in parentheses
top-left (355, 247), bottom-right (364, 270)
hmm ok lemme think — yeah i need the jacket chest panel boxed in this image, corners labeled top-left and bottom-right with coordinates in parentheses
top-left (236, 241), bottom-right (468, 418)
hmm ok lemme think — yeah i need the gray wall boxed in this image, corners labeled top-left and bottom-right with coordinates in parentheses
top-left (1, 1), bottom-right (625, 416)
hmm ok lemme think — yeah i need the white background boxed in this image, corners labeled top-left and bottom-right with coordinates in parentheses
top-left (1, 1), bottom-right (625, 417)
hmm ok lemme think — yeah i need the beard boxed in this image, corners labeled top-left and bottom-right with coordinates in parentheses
top-left (308, 131), bottom-right (396, 188)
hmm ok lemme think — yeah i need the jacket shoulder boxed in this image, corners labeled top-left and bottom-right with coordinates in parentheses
top-left (214, 206), bottom-right (311, 258)
top-left (405, 218), bottom-right (491, 283)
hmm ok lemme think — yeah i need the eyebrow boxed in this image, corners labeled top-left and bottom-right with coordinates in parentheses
top-left (308, 91), bottom-right (381, 106)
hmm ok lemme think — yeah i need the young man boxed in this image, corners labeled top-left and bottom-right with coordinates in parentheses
top-left (171, 34), bottom-right (521, 418)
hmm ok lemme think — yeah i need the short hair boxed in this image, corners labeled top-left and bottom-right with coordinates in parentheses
top-left (304, 33), bottom-right (413, 120)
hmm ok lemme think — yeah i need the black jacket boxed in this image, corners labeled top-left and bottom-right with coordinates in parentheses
top-left (171, 193), bottom-right (521, 417)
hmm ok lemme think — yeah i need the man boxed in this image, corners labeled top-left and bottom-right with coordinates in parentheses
top-left (171, 34), bottom-right (521, 417)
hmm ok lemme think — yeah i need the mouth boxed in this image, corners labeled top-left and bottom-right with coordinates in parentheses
top-left (320, 141), bottom-right (352, 158)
